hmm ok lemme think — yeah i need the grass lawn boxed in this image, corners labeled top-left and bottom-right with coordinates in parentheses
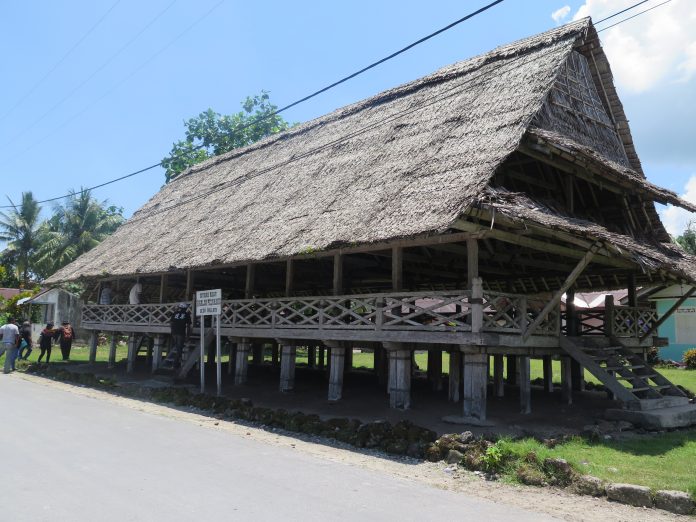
top-left (498, 431), bottom-right (696, 496)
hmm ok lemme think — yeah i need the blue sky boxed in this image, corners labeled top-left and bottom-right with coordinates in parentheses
top-left (1, 0), bottom-right (694, 234)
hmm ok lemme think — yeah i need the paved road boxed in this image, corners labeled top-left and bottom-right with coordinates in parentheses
top-left (0, 376), bottom-right (558, 521)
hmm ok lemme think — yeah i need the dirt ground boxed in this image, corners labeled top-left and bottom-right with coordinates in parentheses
top-left (16, 371), bottom-right (690, 522)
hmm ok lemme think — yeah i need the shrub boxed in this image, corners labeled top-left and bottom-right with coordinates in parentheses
top-left (646, 347), bottom-right (661, 365)
top-left (683, 349), bottom-right (696, 369)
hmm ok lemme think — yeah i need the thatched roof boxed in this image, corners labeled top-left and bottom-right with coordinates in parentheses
top-left (46, 18), bottom-right (695, 285)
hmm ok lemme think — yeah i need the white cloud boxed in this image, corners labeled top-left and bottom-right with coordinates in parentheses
top-left (660, 175), bottom-right (696, 236)
top-left (551, 5), bottom-right (571, 23)
top-left (572, 0), bottom-right (696, 93)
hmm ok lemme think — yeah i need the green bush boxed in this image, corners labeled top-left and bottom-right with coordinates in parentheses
top-left (684, 349), bottom-right (696, 369)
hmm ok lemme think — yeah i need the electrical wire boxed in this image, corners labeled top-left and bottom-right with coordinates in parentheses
top-left (594, 0), bottom-right (649, 25)
top-left (0, 0), bottom-right (122, 124)
top-left (0, 0), bottom-right (505, 208)
top-left (597, 0), bottom-right (673, 32)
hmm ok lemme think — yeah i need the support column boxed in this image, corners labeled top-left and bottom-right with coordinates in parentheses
top-left (462, 352), bottom-right (487, 421)
top-left (252, 343), bottom-right (263, 365)
top-left (448, 349), bottom-right (461, 402)
top-left (375, 346), bottom-right (388, 389)
top-left (542, 355), bottom-right (554, 393)
top-left (328, 345), bottom-right (346, 401)
top-left (152, 334), bottom-right (165, 373)
top-left (235, 341), bottom-right (250, 385)
top-left (307, 345), bottom-right (315, 368)
top-left (344, 345), bottom-right (352, 375)
top-left (519, 355), bottom-right (531, 414)
top-left (88, 331), bottom-right (98, 363)
top-left (571, 361), bottom-right (585, 392)
top-left (493, 354), bottom-right (505, 397)
top-left (561, 356), bottom-right (573, 405)
top-left (427, 349), bottom-right (443, 392)
top-left (279, 343), bottom-right (296, 392)
top-left (126, 334), bottom-right (137, 374)
top-left (271, 343), bottom-right (279, 366)
top-left (387, 345), bottom-right (411, 409)
top-left (108, 334), bottom-right (118, 369)
top-left (318, 347), bottom-right (325, 370)
top-left (506, 355), bottom-right (518, 385)
top-left (227, 340), bottom-right (237, 375)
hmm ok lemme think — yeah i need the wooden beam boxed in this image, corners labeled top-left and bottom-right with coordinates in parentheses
top-left (245, 264), bottom-right (255, 299)
top-left (285, 259), bottom-right (294, 296)
top-left (467, 238), bottom-right (478, 289)
top-left (640, 286), bottom-right (696, 340)
top-left (627, 273), bottom-right (637, 307)
top-left (159, 274), bottom-right (167, 304)
top-left (391, 246), bottom-right (403, 291)
top-left (333, 254), bottom-right (343, 296)
top-left (522, 242), bottom-right (600, 341)
top-left (185, 270), bottom-right (194, 301)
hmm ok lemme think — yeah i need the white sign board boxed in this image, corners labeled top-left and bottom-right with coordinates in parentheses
top-left (196, 289), bottom-right (222, 316)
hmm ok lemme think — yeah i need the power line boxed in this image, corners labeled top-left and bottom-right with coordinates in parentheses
top-left (594, 0), bottom-right (649, 25)
top-left (1, 1), bottom-right (505, 208)
top-left (1, 0), bottom-right (178, 151)
top-left (0, 0), bottom-right (122, 124)
top-left (598, 0), bottom-right (673, 32)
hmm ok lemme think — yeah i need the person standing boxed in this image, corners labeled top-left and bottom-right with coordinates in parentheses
top-left (17, 320), bottom-right (33, 360)
top-left (38, 322), bottom-right (55, 364)
top-left (54, 320), bottom-right (75, 361)
top-left (169, 303), bottom-right (191, 366)
top-left (129, 281), bottom-right (142, 305)
top-left (1, 317), bottom-right (21, 373)
top-left (99, 283), bottom-right (113, 305)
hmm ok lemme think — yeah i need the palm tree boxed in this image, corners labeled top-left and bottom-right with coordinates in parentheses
top-left (0, 192), bottom-right (42, 286)
top-left (34, 189), bottom-right (124, 278)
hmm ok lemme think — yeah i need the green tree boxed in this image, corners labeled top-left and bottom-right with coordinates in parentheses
top-left (33, 189), bottom-right (124, 279)
top-left (161, 91), bottom-right (292, 182)
top-left (675, 221), bottom-right (696, 255)
top-left (0, 192), bottom-right (42, 286)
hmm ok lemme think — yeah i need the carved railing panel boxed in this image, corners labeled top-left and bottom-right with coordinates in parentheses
top-left (482, 292), bottom-right (526, 333)
top-left (382, 294), bottom-right (472, 331)
top-left (82, 303), bottom-right (181, 327)
top-left (613, 307), bottom-right (658, 337)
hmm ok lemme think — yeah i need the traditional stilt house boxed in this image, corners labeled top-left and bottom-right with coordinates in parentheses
top-left (46, 19), bottom-right (696, 426)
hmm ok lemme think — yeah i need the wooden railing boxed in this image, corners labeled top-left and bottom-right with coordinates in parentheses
top-left (81, 290), bottom-right (562, 337)
top-left (562, 305), bottom-right (658, 338)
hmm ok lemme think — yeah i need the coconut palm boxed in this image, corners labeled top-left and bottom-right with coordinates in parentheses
top-left (0, 191), bottom-right (42, 286)
top-left (34, 189), bottom-right (124, 278)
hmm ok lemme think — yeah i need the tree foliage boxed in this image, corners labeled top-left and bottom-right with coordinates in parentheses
top-left (675, 221), bottom-right (696, 255)
top-left (32, 189), bottom-right (124, 279)
top-left (161, 91), bottom-right (292, 182)
top-left (0, 192), bottom-right (42, 286)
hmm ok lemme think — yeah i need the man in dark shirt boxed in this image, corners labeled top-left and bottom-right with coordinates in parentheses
top-left (170, 303), bottom-right (191, 366)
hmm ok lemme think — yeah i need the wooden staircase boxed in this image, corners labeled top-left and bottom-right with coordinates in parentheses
top-left (176, 329), bottom-right (216, 380)
top-left (559, 336), bottom-right (688, 411)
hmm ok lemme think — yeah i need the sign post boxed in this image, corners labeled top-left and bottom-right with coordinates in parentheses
top-left (195, 289), bottom-right (222, 394)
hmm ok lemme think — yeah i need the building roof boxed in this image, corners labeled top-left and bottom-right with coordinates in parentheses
top-left (0, 288), bottom-right (21, 300)
top-left (46, 18), bottom-right (696, 285)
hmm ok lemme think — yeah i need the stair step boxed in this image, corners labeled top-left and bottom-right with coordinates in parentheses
top-left (617, 373), bottom-right (657, 381)
top-left (604, 365), bottom-right (646, 371)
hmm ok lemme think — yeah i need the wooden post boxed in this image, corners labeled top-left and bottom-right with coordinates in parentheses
top-left (605, 294), bottom-right (615, 337)
top-left (227, 341), bottom-right (237, 375)
top-left (566, 287), bottom-right (577, 336)
top-left (285, 259), bottom-right (294, 296)
top-left (318, 347), bottom-right (325, 369)
top-left (126, 334), bottom-right (137, 374)
top-left (152, 334), bottom-right (165, 373)
top-left (328, 345), bottom-right (345, 401)
top-left (386, 345), bottom-right (411, 409)
top-left (252, 343), bottom-right (263, 365)
top-left (88, 331), bottom-right (98, 363)
top-left (333, 253), bottom-right (343, 295)
top-left (506, 355), bottom-right (518, 385)
top-left (185, 270), bottom-right (194, 301)
top-left (493, 354), bottom-right (504, 397)
top-left (467, 238), bottom-right (479, 289)
top-left (344, 345), bottom-right (352, 375)
top-left (391, 246), bottom-right (403, 292)
top-left (519, 355), bottom-right (531, 414)
top-left (471, 278), bottom-right (483, 333)
top-left (427, 349), bottom-right (443, 392)
top-left (462, 351), bottom-right (487, 421)
top-left (542, 356), bottom-right (554, 393)
top-left (279, 343), bottom-right (296, 392)
top-left (627, 273), bottom-right (637, 307)
top-left (245, 264), bottom-right (255, 299)
top-left (448, 349), bottom-right (461, 402)
top-left (307, 345), bottom-right (315, 368)
top-left (108, 334), bottom-right (118, 368)
top-left (561, 356), bottom-right (573, 405)
top-left (272, 343), bottom-right (280, 366)
top-left (235, 340), bottom-right (250, 385)
top-left (159, 274), bottom-right (167, 304)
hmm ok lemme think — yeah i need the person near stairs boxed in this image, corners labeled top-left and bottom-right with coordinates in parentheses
top-left (170, 303), bottom-right (191, 366)
top-left (1, 317), bottom-right (21, 373)
top-left (38, 322), bottom-right (55, 364)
